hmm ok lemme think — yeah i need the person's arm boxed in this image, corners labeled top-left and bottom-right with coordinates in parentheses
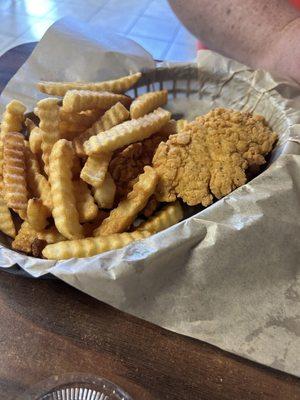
top-left (168, 0), bottom-right (300, 84)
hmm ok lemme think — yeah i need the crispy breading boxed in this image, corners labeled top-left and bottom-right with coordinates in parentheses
top-left (109, 132), bottom-right (169, 201)
top-left (153, 108), bottom-right (277, 206)
top-left (12, 221), bottom-right (37, 254)
top-left (196, 108), bottom-right (278, 167)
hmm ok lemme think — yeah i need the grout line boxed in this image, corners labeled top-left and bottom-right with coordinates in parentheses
top-left (160, 22), bottom-right (181, 60)
top-left (123, 1), bottom-right (153, 35)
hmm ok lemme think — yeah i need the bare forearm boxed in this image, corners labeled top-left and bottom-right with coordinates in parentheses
top-left (169, 0), bottom-right (300, 82)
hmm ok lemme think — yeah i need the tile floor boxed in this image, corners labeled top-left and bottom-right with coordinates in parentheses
top-left (0, 0), bottom-right (197, 61)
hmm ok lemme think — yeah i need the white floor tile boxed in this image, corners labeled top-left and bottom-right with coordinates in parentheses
top-left (0, 33), bottom-right (16, 56)
top-left (129, 15), bottom-right (179, 42)
top-left (89, 8), bottom-right (139, 34)
top-left (144, 0), bottom-right (179, 22)
top-left (104, 0), bottom-right (150, 13)
top-left (4, 0), bottom-right (57, 18)
top-left (175, 26), bottom-right (197, 46)
top-left (0, 12), bottom-right (42, 36)
top-left (48, 2), bottom-right (103, 23)
top-left (165, 42), bottom-right (196, 62)
top-left (128, 34), bottom-right (169, 60)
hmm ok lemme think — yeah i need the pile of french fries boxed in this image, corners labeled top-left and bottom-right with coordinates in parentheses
top-left (0, 72), bottom-right (184, 260)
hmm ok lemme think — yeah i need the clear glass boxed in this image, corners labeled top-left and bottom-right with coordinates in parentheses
top-left (19, 373), bottom-right (133, 400)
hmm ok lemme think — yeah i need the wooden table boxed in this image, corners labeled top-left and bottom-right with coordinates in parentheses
top-left (0, 43), bottom-right (299, 400)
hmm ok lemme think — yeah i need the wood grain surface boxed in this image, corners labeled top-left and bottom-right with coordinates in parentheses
top-left (0, 43), bottom-right (299, 400)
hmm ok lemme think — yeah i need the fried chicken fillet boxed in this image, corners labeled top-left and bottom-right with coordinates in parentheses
top-left (153, 108), bottom-right (278, 206)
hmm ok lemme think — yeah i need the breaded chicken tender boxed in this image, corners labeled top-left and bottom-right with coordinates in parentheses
top-left (153, 108), bottom-right (277, 206)
top-left (109, 133), bottom-right (169, 201)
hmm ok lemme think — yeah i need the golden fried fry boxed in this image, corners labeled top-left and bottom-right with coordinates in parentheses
top-left (36, 98), bottom-right (61, 173)
top-left (29, 126), bottom-right (44, 154)
top-left (62, 90), bottom-right (131, 113)
top-left (27, 198), bottom-right (50, 231)
top-left (59, 120), bottom-right (87, 135)
top-left (12, 221), bottom-right (37, 254)
top-left (49, 139), bottom-right (83, 239)
top-left (73, 180), bottom-right (98, 223)
top-left (0, 182), bottom-right (16, 238)
top-left (0, 100), bottom-right (26, 139)
top-left (37, 226), bottom-right (66, 244)
top-left (37, 72), bottom-right (142, 96)
top-left (3, 132), bottom-right (28, 211)
top-left (94, 166), bottom-right (157, 236)
top-left (25, 146), bottom-right (53, 211)
top-left (43, 230), bottom-right (150, 260)
top-left (73, 102), bottom-right (130, 156)
top-left (130, 90), bottom-right (168, 119)
top-left (59, 109), bottom-right (102, 128)
top-left (137, 202), bottom-right (183, 233)
top-left (84, 108), bottom-right (171, 155)
top-left (92, 172), bottom-right (116, 209)
top-left (80, 152), bottom-right (111, 187)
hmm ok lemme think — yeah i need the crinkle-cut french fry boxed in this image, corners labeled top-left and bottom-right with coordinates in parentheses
top-left (49, 139), bottom-right (83, 239)
top-left (0, 182), bottom-right (16, 238)
top-left (29, 126), bottom-right (44, 154)
top-left (137, 202), bottom-right (183, 233)
top-left (59, 109), bottom-right (102, 128)
top-left (12, 221), bottom-right (37, 253)
top-left (37, 72), bottom-right (142, 96)
top-left (37, 226), bottom-right (66, 244)
top-left (84, 108), bottom-right (171, 155)
top-left (73, 180), bottom-right (98, 223)
top-left (130, 90), bottom-right (168, 119)
top-left (25, 146), bottom-right (53, 211)
top-left (3, 132), bottom-right (28, 211)
top-left (27, 198), bottom-right (50, 231)
top-left (73, 102), bottom-right (130, 156)
top-left (176, 119), bottom-right (188, 131)
top-left (94, 166), bottom-right (158, 236)
top-left (92, 172), bottom-right (116, 209)
top-left (62, 90), bottom-right (131, 113)
top-left (42, 230), bottom-right (150, 260)
top-left (0, 100), bottom-right (26, 139)
top-left (36, 98), bottom-right (61, 173)
top-left (59, 120), bottom-right (87, 135)
top-left (72, 154), bottom-right (82, 179)
top-left (80, 152), bottom-right (111, 187)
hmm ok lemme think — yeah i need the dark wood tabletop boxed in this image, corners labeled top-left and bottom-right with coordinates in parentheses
top-left (0, 43), bottom-right (299, 400)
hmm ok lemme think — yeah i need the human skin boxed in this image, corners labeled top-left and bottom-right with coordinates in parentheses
top-left (168, 0), bottom-right (300, 84)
